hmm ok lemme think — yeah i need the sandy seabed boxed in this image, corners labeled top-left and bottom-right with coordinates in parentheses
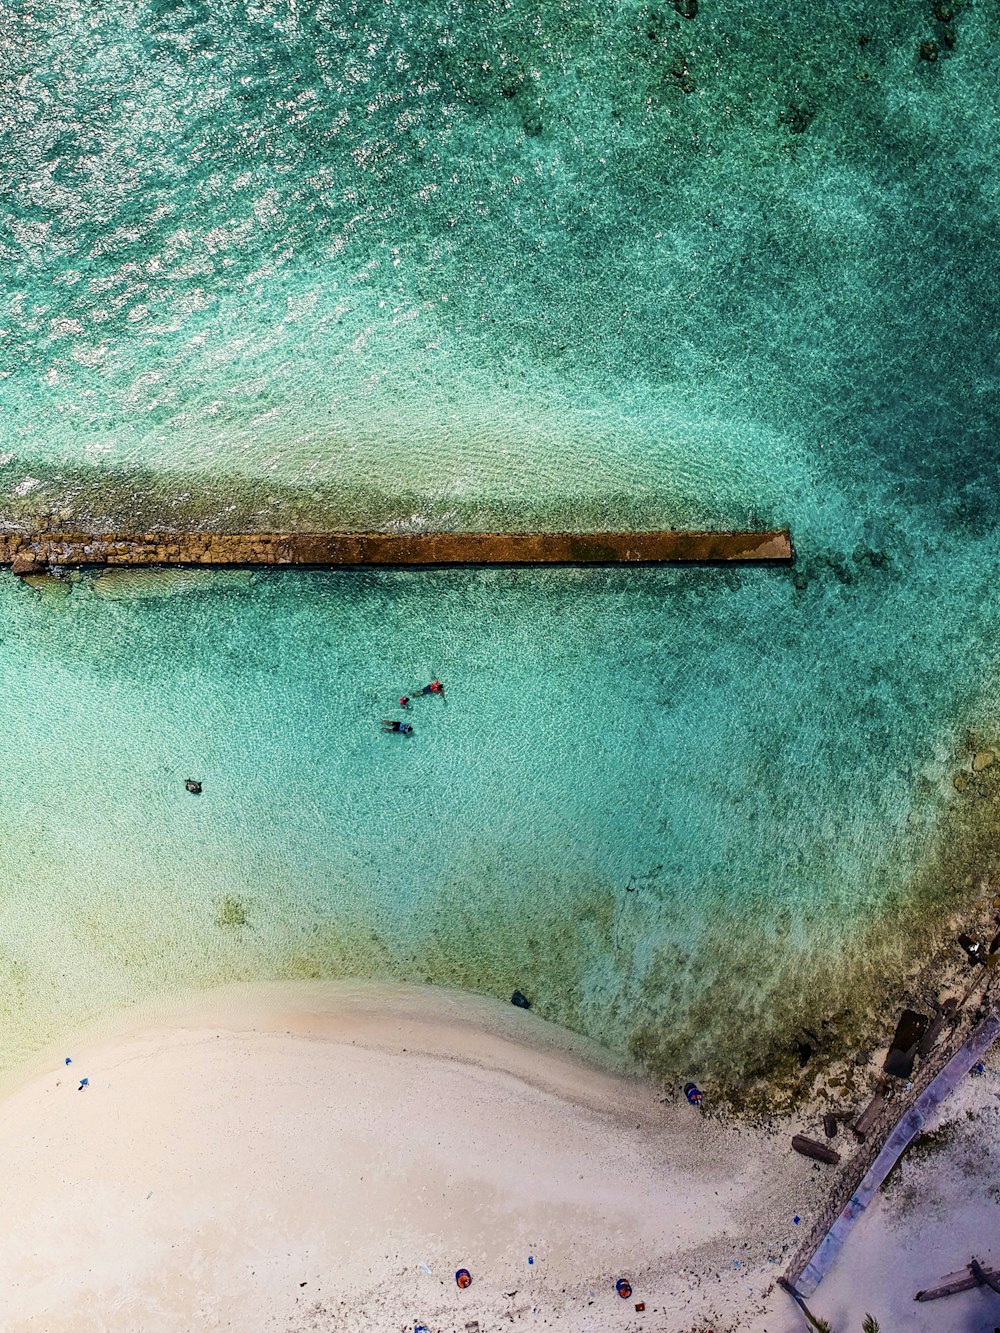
top-left (0, 981), bottom-right (996, 1333)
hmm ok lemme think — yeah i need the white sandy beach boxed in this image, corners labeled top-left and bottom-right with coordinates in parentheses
top-left (0, 980), bottom-right (833, 1333)
top-left (0, 980), bottom-right (996, 1333)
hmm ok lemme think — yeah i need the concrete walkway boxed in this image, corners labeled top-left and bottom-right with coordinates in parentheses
top-left (792, 1000), bottom-right (1000, 1298)
top-left (0, 528), bottom-right (793, 572)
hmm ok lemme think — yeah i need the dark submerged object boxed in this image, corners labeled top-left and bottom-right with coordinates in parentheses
top-left (511, 990), bottom-right (531, 1010)
top-left (185, 779), bottom-right (202, 794)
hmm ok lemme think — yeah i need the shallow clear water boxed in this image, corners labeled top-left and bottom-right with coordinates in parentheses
top-left (1, 1), bottom-right (999, 1081)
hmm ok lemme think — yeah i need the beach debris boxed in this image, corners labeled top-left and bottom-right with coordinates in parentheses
top-left (793, 1216), bottom-right (801, 1225)
top-left (528, 1255), bottom-right (534, 1264)
top-left (511, 990), bottom-right (532, 1010)
top-left (791, 1134), bottom-right (841, 1166)
top-left (414, 1324), bottom-right (428, 1333)
top-left (684, 1081), bottom-right (703, 1106)
top-left (916, 1256), bottom-right (1000, 1302)
top-left (853, 1086), bottom-right (889, 1140)
top-left (634, 1301), bottom-right (646, 1311)
top-left (971, 1060), bottom-right (986, 1077)
top-left (455, 1267), bottom-right (472, 1289)
top-left (615, 1279), bottom-right (632, 1300)
top-left (418, 1262), bottom-right (431, 1275)
top-left (465, 1323), bottom-right (480, 1332)
top-left (958, 932), bottom-right (985, 965)
top-left (823, 1113), bottom-right (838, 1139)
top-left (77, 1077), bottom-right (89, 1090)
top-left (64, 1057), bottom-right (71, 1065)
top-left (185, 779), bottom-right (202, 794)
top-left (884, 1008), bottom-right (930, 1079)
top-left (917, 998), bottom-right (958, 1057)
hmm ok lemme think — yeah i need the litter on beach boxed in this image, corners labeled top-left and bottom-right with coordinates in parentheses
top-left (455, 1267), bottom-right (472, 1289)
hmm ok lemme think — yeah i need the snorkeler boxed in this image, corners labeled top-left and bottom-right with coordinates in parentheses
top-left (185, 779), bottom-right (203, 795)
top-left (399, 696), bottom-right (410, 708)
top-left (422, 679), bottom-right (444, 695)
top-left (381, 720), bottom-right (413, 734)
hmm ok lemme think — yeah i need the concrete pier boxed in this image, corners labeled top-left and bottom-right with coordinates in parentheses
top-left (1, 529), bottom-right (793, 573)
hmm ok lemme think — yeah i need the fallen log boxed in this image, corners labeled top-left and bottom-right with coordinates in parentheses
top-left (791, 1135), bottom-right (841, 1166)
top-left (915, 1259), bottom-right (1000, 1302)
top-left (971, 1259), bottom-right (1000, 1296)
top-left (853, 1088), bottom-right (889, 1141)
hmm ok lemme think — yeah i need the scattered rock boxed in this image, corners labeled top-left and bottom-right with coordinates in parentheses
top-left (919, 39), bottom-right (939, 61)
top-left (973, 751), bottom-right (995, 772)
top-left (671, 0), bottom-right (698, 17)
top-left (933, 2), bottom-right (954, 20)
top-left (954, 772), bottom-right (968, 792)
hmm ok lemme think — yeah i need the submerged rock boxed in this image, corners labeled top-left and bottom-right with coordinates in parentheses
top-left (11, 551), bottom-right (43, 576)
top-left (972, 750), bottom-right (995, 772)
top-left (919, 40), bottom-right (939, 61)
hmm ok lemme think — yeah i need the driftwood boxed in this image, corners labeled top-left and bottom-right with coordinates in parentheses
top-left (915, 1258), bottom-right (1000, 1302)
top-left (971, 1259), bottom-right (1000, 1296)
top-left (853, 1088), bottom-right (889, 1141)
top-left (791, 1135), bottom-right (841, 1166)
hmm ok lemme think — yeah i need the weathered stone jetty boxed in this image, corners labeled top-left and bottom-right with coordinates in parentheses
top-left (0, 528), bottom-right (793, 573)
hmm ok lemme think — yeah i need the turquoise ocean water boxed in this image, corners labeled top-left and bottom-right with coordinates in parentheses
top-left (1, 0), bottom-right (998, 1082)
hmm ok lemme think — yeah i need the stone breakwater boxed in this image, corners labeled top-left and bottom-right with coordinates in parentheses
top-left (0, 530), bottom-right (793, 572)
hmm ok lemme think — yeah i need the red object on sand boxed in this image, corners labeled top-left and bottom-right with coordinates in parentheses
top-left (615, 1278), bottom-right (632, 1299)
top-left (455, 1268), bottom-right (472, 1289)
